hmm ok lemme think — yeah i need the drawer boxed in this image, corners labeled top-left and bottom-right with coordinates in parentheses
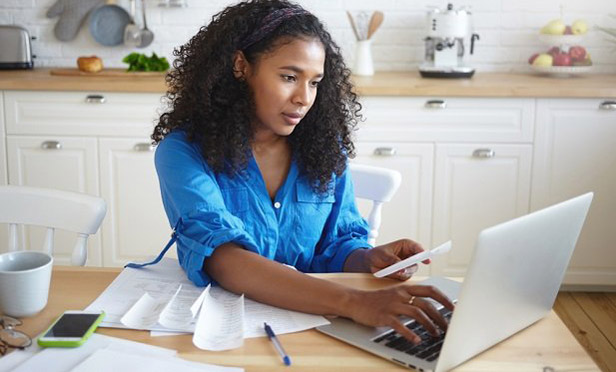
top-left (4, 90), bottom-right (163, 137)
top-left (355, 97), bottom-right (535, 143)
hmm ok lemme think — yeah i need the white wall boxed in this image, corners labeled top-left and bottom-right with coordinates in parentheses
top-left (2, 0), bottom-right (616, 73)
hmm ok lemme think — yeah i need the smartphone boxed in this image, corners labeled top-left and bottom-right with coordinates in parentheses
top-left (37, 310), bottom-right (105, 347)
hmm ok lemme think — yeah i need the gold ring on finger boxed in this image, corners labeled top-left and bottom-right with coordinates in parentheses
top-left (409, 296), bottom-right (416, 306)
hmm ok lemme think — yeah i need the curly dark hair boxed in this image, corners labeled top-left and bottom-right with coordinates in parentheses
top-left (152, 0), bottom-right (362, 193)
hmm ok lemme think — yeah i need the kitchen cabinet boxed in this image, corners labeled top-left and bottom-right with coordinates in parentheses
top-left (99, 138), bottom-right (172, 266)
top-left (2, 91), bottom-right (169, 267)
top-left (355, 97), bottom-right (534, 143)
top-left (352, 142), bottom-right (434, 277)
top-left (0, 92), bottom-right (6, 185)
top-left (6, 135), bottom-right (102, 265)
top-left (3, 91), bottom-right (161, 137)
top-left (0, 92), bottom-right (7, 249)
top-left (431, 144), bottom-right (532, 277)
top-left (356, 97), bottom-right (535, 277)
top-left (532, 99), bottom-right (616, 286)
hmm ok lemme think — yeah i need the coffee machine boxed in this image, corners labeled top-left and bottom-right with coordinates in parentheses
top-left (419, 3), bottom-right (480, 78)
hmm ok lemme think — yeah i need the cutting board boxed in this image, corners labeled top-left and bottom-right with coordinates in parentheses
top-left (49, 68), bottom-right (166, 77)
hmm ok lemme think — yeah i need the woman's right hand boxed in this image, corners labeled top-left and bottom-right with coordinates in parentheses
top-left (345, 285), bottom-right (455, 344)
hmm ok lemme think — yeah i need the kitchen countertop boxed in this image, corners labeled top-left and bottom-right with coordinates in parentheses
top-left (0, 68), bottom-right (166, 93)
top-left (1, 68), bottom-right (616, 98)
top-left (352, 71), bottom-right (616, 98)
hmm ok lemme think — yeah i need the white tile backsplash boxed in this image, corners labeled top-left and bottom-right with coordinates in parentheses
top-left (1, 0), bottom-right (615, 72)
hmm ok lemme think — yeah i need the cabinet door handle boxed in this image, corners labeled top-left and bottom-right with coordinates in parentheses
top-left (472, 148), bottom-right (495, 158)
top-left (133, 143), bottom-right (156, 152)
top-left (41, 141), bottom-right (62, 150)
top-left (373, 147), bottom-right (397, 156)
top-left (599, 101), bottom-right (616, 111)
top-left (85, 94), bottom-right (106, 104)
top-left (424, 99), bottom-right (447, 109)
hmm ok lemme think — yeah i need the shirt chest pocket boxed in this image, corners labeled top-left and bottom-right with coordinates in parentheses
top-left (295, 182), bottom-right (335, 238)
top-left (296, 182), bottom-right (335, 205)
top-left (221, 187), bottom-right (249, 214)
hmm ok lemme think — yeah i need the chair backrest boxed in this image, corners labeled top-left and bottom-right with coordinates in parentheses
top-left (348, 163), bottom-right (401, 246)
top-left (0, 185), bottom-right (107, 266)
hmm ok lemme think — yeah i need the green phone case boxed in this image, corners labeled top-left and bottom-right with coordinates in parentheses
top-left (37, 311), bottom-right (105, 348)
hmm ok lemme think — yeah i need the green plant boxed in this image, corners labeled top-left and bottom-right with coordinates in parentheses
top-left (122, 52), bottom-right (170, 72)
top-left (597, 14), bottom-right (616, 51)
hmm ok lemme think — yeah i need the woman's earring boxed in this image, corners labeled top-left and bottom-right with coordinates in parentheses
top-left (233, 69), bottom-right (245, 82)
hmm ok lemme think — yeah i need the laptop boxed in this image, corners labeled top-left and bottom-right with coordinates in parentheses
top-left (317, 192), bottom-right (593, 372)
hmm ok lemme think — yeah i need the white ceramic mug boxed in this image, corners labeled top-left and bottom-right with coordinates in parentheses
top-left (0, 251), bottom-right (53, 317)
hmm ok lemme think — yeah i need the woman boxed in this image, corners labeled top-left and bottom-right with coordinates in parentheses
top-left (151, 0), bottom-right (453, 344)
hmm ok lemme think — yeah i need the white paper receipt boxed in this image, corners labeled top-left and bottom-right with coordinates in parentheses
top-left (373, 241), bottom-right (452, 278)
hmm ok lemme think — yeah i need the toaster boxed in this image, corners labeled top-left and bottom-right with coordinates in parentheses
top-left (0, 25), bottom-right (34, 69)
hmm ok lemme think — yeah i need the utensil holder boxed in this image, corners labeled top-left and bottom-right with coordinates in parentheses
top-left (353, 40), bottom-right (374, 76)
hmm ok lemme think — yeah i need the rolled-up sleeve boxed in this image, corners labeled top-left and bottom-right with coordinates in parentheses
top-left (309, 167), bottom-right (371, 273)
top-left (155, 133), bottom-right (259, 286)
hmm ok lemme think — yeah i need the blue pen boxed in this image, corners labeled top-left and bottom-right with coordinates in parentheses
top-left (264, 322), bottom-right (291, 366)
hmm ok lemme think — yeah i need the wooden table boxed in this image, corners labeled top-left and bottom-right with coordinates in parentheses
top-left (14, 266), bottom-right (600, 371)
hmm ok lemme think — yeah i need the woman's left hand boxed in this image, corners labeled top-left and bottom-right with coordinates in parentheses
top-left (364, 239), bottom-right (430, 281)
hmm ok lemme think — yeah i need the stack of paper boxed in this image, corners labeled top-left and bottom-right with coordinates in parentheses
top-left (0, 333), bottom-right (242, 372)
top-left (85, 258), bottom-right (329, 350)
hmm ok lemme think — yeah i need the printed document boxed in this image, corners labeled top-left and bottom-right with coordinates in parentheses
top-left (85, 258), bottom-right (329, 350)
top-left (70, 348), bottom-right (242, 372)
top-left (4, 333), bottom-right (241, 372)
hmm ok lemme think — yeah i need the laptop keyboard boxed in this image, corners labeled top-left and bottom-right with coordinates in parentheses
top-left (372, 307), bottom-right (453, 362)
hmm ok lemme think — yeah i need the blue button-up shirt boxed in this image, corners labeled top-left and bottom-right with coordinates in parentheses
top-left (155, 131), bottom-right (371, 286)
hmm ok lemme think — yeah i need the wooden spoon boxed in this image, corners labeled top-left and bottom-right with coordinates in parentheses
top-left (367, 11), bottom-right (384, 40)
top-left (346, 11), bottom-right (361, 41)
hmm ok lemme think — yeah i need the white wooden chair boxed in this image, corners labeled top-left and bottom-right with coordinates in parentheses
top-left (349, 163), bottom-right (402, 246)
top-left (0, 185), bottom-right (106, 266)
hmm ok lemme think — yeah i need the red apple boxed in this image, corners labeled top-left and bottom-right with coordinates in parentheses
top-left (528, 53), bottom-right (540, 64)
top-left (564, 25), bottom-right (573, 35)
top-left (547, 46), bottom-right (561, 56)
top-left (553, 53), bottom-right (572, 66)
top-left (569, 46), bottom-right (587, 62)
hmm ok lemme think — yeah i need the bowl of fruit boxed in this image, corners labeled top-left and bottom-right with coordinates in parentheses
top-left (528, 18), bottom-right (592, 77)
top-left (529, 45), bottom-right (592, 76)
